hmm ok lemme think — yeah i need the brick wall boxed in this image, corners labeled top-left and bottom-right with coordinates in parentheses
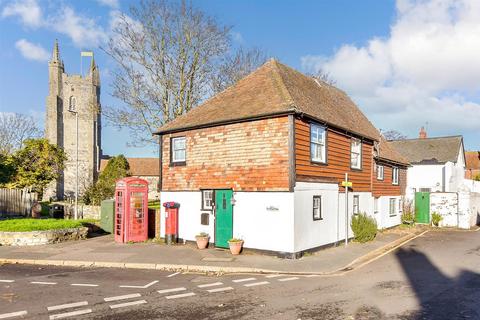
top-left (161, 117), bottom-right (290, 191)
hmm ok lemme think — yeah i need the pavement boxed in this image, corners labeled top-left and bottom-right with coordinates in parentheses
top-left (0, 229), bottom-right (423, 274)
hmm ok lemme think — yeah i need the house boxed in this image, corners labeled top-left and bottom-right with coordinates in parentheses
top-left (465, 151), bottom-right (480, 180)
top-left (388, 129), bottom-right (465, 195)
top-left (100, 157), bottom-right (160, 199)
top-left (154, 59), bottom-right (408, 257)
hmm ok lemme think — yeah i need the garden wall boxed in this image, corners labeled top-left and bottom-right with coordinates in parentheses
top-left (0, 227), bottom-right (88, 246)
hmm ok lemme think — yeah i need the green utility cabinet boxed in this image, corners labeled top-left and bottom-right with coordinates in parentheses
top-left (100, 199), bottom-right (115, 233)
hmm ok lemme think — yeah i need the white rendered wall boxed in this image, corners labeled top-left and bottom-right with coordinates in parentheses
top-left (407, 164), bottom-right (444, 192)
top-left (430, 192), bottom-right (459, 227)
top-left (374, 196), bottom-right (402, 229)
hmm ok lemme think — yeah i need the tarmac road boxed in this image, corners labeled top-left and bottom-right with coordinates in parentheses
top-left (0, 230), bottom-right (479, 320)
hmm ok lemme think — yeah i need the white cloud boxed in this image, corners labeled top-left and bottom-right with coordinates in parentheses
top-left (301, 0), bottom-right (480, 142)
top-left (97, 0), bottom-right (119, 8)
top-left (15, 38), bottom-right (49, 61)
top-left (1, 0), bottom-right (43, 28)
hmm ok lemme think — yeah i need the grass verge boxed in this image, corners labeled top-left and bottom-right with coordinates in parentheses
top-left (0, 219), bottom-right (97, 232)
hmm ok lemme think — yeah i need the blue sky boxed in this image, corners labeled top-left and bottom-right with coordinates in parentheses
top-left (0, 0), bottom-right (479, 157)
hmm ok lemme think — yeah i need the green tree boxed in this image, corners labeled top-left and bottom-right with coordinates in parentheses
top-left (83, 155), bottom-right (130, 205)
top-left (0, 154), bottom-right (16, 185)
top-left (6, 139), bottom-right (66, 196)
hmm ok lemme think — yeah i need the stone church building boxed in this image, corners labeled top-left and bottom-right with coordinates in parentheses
top-left (44, 41), bottom-right (102, 200)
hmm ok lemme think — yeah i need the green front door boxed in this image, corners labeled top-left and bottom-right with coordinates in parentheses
top-left (215, 190), bottom-right (233, 248)
top-left (415, 192), bottom-right (430, 224)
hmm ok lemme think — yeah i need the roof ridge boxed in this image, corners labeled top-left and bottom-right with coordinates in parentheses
top-left (389, 135), bottom-right (463, 142)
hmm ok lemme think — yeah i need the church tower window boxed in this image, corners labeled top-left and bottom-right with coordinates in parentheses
top-left (69, 96), bottom-right (76, 112)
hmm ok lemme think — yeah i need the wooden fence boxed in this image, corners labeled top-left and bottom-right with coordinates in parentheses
top-left (0, 188), bottom-right (38, 217)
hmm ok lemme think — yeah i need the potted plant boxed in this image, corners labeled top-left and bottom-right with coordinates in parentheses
top-left (228, 238), bottom-right (244, 255)
top-left (195, 232), bottom-right (209, 249)
top-left (431, 212), bottom-right (442, 227)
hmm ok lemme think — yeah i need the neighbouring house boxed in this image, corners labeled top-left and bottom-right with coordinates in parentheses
top-left (389, 129), bottom-right (466, 195)
top-left (465, 151), bottom-right (480, 180)
top-left (154, 59), bottom-right (409, 258)
top-left (100, 157), bottom-right (160, 200)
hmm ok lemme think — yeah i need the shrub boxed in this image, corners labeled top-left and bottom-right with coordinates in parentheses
top-left (401, 210), bottom-right (415, 225)
top-left (351, 213), bottom-right (378, 243)
top-left (431, 212), bottom-right (443, 227)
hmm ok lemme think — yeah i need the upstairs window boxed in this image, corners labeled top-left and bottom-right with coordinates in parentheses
top-left (310, 123), bottom-right (326, 163)
top-left (69, 96), bottom-right (76, 112)
top-left (351, 138), bottom-right (362, 169)
top-left (392, 167), bottom-right (399, 185)
top-left (171, 137), bottom-right (186, 163)
top-left (377, 165), bottom-right (384, 180)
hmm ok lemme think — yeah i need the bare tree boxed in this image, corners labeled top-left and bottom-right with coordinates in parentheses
top-left (309, 67), bottom-right (336, 86)
top-left (382, 129), bottom-right (407, 141)
top-left (103, 0), bottom-right (231, 146)
top-left (210, 47), bottom-right (268, 94)
top-left (0, 113), bottom-right (41, 155)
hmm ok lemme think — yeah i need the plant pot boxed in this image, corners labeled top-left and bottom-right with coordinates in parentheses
top-left (228, 240), bottom-right (244, 255)
top-left (195, 236), bottom-right (209, 249)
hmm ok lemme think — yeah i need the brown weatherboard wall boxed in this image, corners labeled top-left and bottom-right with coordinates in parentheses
top-left (161, 117), bottom-right (290, 191)
top-left (372, 161), bottom-right (407, 197)
top-left (295, 118), bottom-right (373, 192)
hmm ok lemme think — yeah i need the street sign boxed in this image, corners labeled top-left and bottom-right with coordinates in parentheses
top-left (341, 181), bottom-right (353, 187)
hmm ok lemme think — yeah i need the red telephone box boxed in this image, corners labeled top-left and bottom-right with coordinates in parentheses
top-left (163, 202), bottom-right (179, 244)
top-left (114, 177), bottom-right (149, 243)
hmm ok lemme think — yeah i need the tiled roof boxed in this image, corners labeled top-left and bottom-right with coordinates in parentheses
top-left (100, 158), bottom-right (159, 176)
top-left (155, 59), bottom-right (380, 140)
top-left (388, 136), bottom-right (463, 164)
top-left (466, 151), bottom-right (480, 170)
top-left (377, 137), bottom-right (409, 165)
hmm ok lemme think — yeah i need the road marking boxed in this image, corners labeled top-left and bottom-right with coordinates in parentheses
top-left (47, 301), bottom-right (88, 311)
top-left (0, 311), bottom-right (27, 319)
top-left (278, 277), bottom-right (299, 282)
top-left (109, 300), bottom-right (147, 309)
top-left (104, 293), bottom-right (141, 302)
top-left (0, 280), bottom-right (15, 283)
top-left (197, 282), bottom-right (223, 288)
top-left (119, 280), bottom-right (159, 288)
top-left (232, 277), bottom-right (256, 283)
top-left (70, 283), bottom-right (99, 287)
top-left (244, 281), bottom-right (269, 287)
top-left (49, 309), bottom-right (92, 320)
top-left (165, 292), bottom-right (196, 299)
top-left (167, 272), bottom-right (180, 278)
top-left (265, 274), bottom-right (283, 278)
top-left (207, 286), bottom-right (233, 293)
top-left (31, 281), bottom-right (57, 285)
top-left (157, 287), bottom-right (186, 294)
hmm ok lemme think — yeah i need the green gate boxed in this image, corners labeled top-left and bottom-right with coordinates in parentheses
top-left (415, 192), bottom-right (430, 224)
top-left (215, 190), bottom-right (233, 248)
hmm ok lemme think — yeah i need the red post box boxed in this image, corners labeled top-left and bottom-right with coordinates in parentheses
top-left (114, 177), bottom-right (149, 243)
top-left (163, 202), bottom-right (179, 244)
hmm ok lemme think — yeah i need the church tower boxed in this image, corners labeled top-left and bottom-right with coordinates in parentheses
top-left (44, 40), bottom-right (102, 200)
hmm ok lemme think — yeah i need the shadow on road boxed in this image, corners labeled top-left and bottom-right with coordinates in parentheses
top-left (395, 247), bottom-right (480, 320)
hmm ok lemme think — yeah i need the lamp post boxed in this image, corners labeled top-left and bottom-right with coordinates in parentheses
top-left (68, 108), bottom-right (79, 220)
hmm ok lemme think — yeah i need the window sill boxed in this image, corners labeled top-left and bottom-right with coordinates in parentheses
top-left (170, 161), bottom-right (186, 167)
top-left (350, 167), bottom-right (363, 172)
top-left (310, 160), bottom-right (328, 166)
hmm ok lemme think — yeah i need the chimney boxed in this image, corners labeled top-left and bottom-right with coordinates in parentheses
top-left (419, 126), bottom-right (427, 139)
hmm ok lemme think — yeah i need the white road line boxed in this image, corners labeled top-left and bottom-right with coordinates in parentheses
top-left (31, 281), bottom-right (57, 285)
top-left (157, 287), bottom-right (186, 294)
top-left (0, 311), bottom-right (27, 319)
top-left (104, 293), bottom-right (141, 302)
top-left (70, 283), bottom-right (99, 287)
top-left (244, 281), bottom-right (269, 287)
top-left (0, 280), bottom-right (15, 283)
top-left (165, 292), bottom-right (196, 299)
top-left (278, 277), bottom-right (299, 282)
top-left (197, 282), bottom-right (223, 288)
top-left (49, 309), bottom-right (92, 320)
top-left (167, 272), bottom-right (180, 278)
top-left (119, 280), bottom-right (159, 288)
top-left (232, 277), bottom-right (256, 283)
top-left (47, 301), bottom-right (88, 311)
top-left (109, 300), bottom-right (147, 309)
top-left (207, 286), bottom-right (234, 293)
top-left (265, 275), bottom-right (283, 278)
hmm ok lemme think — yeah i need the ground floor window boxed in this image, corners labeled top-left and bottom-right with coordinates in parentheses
top-left (353, 195), bottom-right (360, 215)
top-left (313, 196), bottom-right (322, 220)
top-left (201, 189), bottom-right (213, 210)
top-left (389, 198), bottom-right (397, 216)
top-left (374, 197), bottom-right (379, 214)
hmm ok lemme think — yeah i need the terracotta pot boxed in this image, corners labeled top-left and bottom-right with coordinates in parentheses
top-left (195, 236), bottom-right (209, 249)
top-left (228, 240), bottom-right (244, 255)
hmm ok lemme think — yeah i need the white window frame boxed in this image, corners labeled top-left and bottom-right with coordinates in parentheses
top-left (171, 137), bottom-right (186, 163)
top-left (377, 165), bottom-right (384, 180)
top-left (389, 198), bottom-right (397, 216)
top-left (350, 138), bottom-right (362, 170)
top-left (392, 167), bottom-right (399, 185)
top-left (313, 195), bottom-right (322, 221)
top-left (374, 197), bottom-right (379, 214)
top-left (201, 189), bottom-right (213, 211)
top-left (353, 195), bottom-right (360, 215)
top-left (310, 123), bottom-right (326, 164)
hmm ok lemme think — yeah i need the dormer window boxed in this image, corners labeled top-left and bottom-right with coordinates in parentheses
top-left (69, 96), bottom-right (76, 112)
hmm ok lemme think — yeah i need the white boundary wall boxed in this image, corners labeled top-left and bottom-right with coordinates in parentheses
top-left (429, 191), bottom-right (480, 229)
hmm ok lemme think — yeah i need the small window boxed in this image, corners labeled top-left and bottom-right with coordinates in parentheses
top-left (377, 165), bottom-right (384, 180)
top-left (201, 190), bottom-right (213, 210)
top-left (69, 96), bottom-right (76, 112)
top-left (310, 123), bottom-right (326, 163)
top-left (374, 197), bottom-right (379, 214)
top-left (350, 138), bottom-right (362, 169)
top-left (353, 195), bottom-right (360, 215)
top-left (389, 198), bottom-right (397, 216)
top-left (392, 167), bottom-right (399, 185)
top-left (171, 137), bottom-right (186, 163)
top-left (313, 196), bottom-right (322, 220)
